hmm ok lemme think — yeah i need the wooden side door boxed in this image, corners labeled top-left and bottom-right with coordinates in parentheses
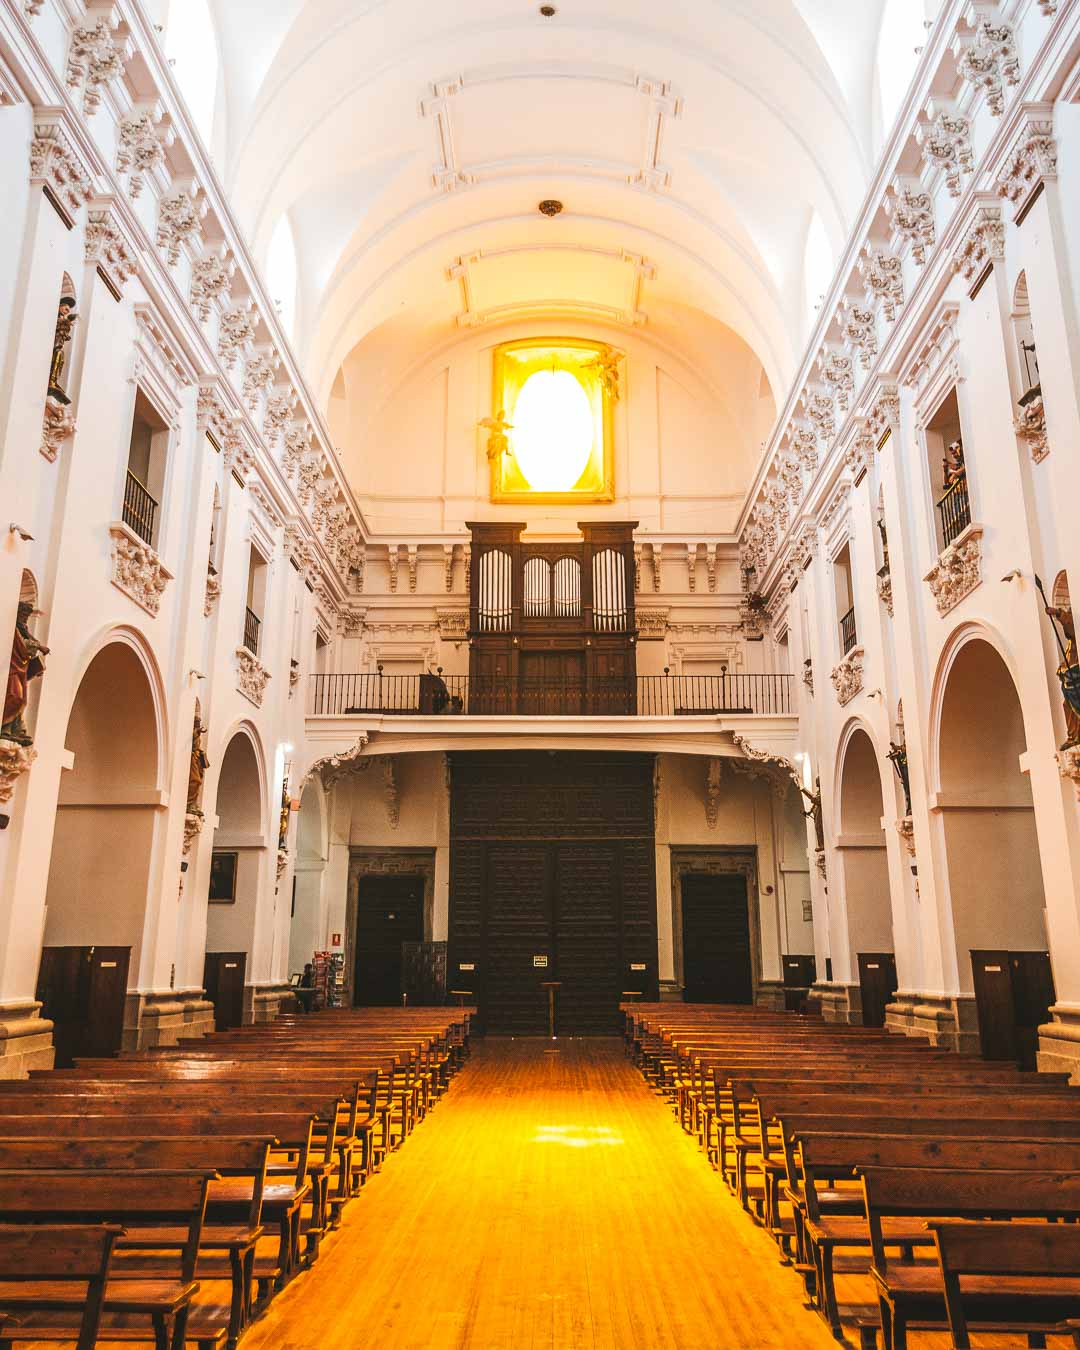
top-left (856, 951), bottom-right (898, 1028)
top-left (971, 949), bottom-right (1018, 1060)
top-left (681, 873), bottom-right (753, 1004)
top-left (354, 876), bottom-right (425, 1005)
top-left (555, 842), bottom-right (620, 1033)
top-left (203, 951), bottom-right (247, 1031)
top-left (1009, 950), bottom-right (1055, 1071)
top-left (36, 946), bottom-right (129, 1067)
top-left (483, 844), bottom-right (551, 1035)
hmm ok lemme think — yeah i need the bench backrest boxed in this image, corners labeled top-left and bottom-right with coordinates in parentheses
top-left (0, 1223), bottom-right (124, 1350)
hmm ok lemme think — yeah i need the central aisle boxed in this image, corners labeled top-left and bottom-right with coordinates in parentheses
top-left (242, 1037), bottom-right (838, 1350)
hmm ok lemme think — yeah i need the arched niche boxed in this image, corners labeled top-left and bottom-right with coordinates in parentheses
top-left (836, 725), bottom-right (893, 960)
top-left (935, 635), bottom-right (1046, 987)
top-left (205, 728), bottom-right (266, 959)
top-left (289, 783), bottom-right (329, 976)
top-left (44, 639), bottom-right (162, 971)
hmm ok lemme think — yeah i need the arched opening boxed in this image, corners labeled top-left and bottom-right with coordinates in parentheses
top-left (288, 784), bottom-right (328, 978)
top-left (203, 730), bottom-right (265, 1029)
top-left (267, 213), bottom-right (299, 343)
top-left (937, 637), bottom-right (1054, 1065)
top-left (39, 640), bottom-right (161, 1064)
top-left (837, 727), bottom-right (895, 1026)
top-left (803, 212), bottom-right (833, 334)
top-left (166, 0), bottom-right (219, 149)
top-left (876, 0), bottom-right (928, 148)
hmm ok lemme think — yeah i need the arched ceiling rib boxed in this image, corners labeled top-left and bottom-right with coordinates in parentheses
top-left (208, 0), bottom-right (890, 473)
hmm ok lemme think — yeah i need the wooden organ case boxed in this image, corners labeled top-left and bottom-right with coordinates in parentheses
top-left (465, 521), bottom-right (638, 714)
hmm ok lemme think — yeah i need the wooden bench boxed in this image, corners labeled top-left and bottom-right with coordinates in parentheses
top-left (0, 1170), bottom-right (224, 1350)
top-left (0, 1223), bottom-right (123, 1350)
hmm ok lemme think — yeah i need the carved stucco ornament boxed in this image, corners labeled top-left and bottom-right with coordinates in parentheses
top-left (1015, 394), bottom-right (1049, 463)
top-left (0, 739), bottom-right (37, 809)
top-left (924, 528), bottom-right (983, 616)
top-left (109, 525), bottom-right (173, 616)
top-left (830, 646), bottom-right (864, 706)
top-left (236, 646), bottom-right (270, 708)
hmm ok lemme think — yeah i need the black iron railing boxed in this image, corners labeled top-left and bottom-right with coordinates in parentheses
top-left (937, 472), bottom-right (971, 548)
top-left (243, 607), bottom-right (261, 655)
top-left (839, 606), bottom-right (858, 655)
top-left (123, 469), bottom-right (158, 545)
top-left (308, 672), bottom-right (794, 718)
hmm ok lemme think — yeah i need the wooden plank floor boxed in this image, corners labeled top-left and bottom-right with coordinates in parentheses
top-left (241, 1036), bottom-right (841, 1350)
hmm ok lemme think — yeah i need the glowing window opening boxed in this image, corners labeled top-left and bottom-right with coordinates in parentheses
top-left (512, 369), bottom-right (594, 492)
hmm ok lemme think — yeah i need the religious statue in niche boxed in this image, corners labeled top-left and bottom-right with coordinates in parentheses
top-left (942, 438), bottom-right (966, 490)
top-left (47, 288), bottom-right (78, 404)
top-left (478, 410), bottom-right (512, 462)
top-left (3, 602), bottom-right (48, 747)
top-left (584, 345), bottom-right (622, 402)
top-left (186, 717), bottom-right (209, 816)
top-left (1036, 575), bottom-right (1080, 749)
top-left (887, 736), bottom-right (912, 818)
top-left (799, 777), bottom-right (825, 853)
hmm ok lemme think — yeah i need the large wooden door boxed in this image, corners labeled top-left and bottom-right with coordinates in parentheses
top-left (857, 951), bottom-right (898, 1028)
top-left (449, 752), bottom-right (658, 1034)
top-left (680, 873), bottom-right (753, 1004)
top-left (354, 875), bottom-right (425, 1005)
top-left (36, 946), bottom-right (130, 1067)
top-left (203, 951), bottom-right (247, 1031)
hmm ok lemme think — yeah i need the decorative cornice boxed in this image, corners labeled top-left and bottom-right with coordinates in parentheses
top-left (952, 198), bottom-right (1005, 285)
top-left (30, 112), bottom-right (93, 215)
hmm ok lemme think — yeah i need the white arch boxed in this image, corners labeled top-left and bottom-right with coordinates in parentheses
top-left (211, 718), bottom-right (270, 838)
top-left (70, 624), bottom-right (170, 791)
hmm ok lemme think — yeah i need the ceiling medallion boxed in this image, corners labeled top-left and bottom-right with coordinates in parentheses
top-left (538, 199), bottom-right (564, 217)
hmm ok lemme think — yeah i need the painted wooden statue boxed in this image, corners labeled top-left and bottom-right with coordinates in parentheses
top-left (187, 717), bottom-right (209, 815)
top-left (2, 602), bottom-right (48, 746)
top-left (1036, 575), bottom-right (1080, 749)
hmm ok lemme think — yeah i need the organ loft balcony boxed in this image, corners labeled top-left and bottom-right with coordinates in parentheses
top-left (304, 522), bottom-right (797, 770)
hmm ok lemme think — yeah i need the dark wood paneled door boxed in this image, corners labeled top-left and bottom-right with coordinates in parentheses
top-left (484, 845), bottom-right (551, 1035)
top-left (971, 949), bottom-right (1055, 1069)
top-left (681, 873), bottom-right (753, 1004)
top-left (857, 952), bottom-right (898, 1028)
top-left (556, 843), bottom-right (620, 1034)
top-left (203, 951), bottom-right (247, 1031)
top-left (354, 875), bottom-right (424, 1006)
top-left (36, 946), bottom-right (130, 1068)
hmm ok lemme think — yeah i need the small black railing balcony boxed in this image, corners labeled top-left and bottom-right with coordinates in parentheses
top-left (839, 606), bottom-right (858, 655)
top-left (308, 672), bottom-right (795, 718)
top-left (123, 469), bottom-right (158, 546)
top-left (936, 471), bottom-right (971, 549)
top-left (243, 607), bottom-right (261, 656)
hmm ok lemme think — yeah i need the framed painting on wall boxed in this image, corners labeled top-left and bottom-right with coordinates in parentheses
top-left (209, 850), bottom-right (238, 903)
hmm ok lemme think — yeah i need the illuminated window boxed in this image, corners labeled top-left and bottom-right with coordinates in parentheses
top-left (489, 339), bottom-right (616, 503)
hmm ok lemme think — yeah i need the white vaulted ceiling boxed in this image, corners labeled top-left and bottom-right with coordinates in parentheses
top-left (204, 0), bottom-right (901, 499)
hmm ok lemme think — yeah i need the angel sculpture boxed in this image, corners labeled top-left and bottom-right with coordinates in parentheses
top-left (584, 346), bottom-right (621, 401)
top-left (479, 410), bottom-right (513, 462)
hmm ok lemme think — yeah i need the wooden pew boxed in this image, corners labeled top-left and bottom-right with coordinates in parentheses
top-left (0, 1223), bottom-right (123, 1350)
top-left (0, 1170), bottom-right (223, 1350)
top-left (862, 1167), bottom-right (1080, 1350)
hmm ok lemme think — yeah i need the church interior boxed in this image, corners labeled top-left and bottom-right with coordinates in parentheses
top-left (3, 0), bottom-right (1080, 1344)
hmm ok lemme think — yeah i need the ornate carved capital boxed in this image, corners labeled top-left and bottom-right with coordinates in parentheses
top-left (636, 608), bottom-right (669, 641)
top-left (85, 196), bottom-right (139, 292)
top-left (156, 183), bottom-right (207, 266)
top-left (41, 395), bottom-right (76, 462)
top-left (190, 246), bottom-right (235, 322)
top-left (30, 115), bottom-right (92, 215)
top-left (953, 201), bottom-right (1005, 284)
top-left (957, 18), bottom-right (1020, 118)
top-left (859, 246), bottom-right (904, 322)
top-left (66, 13), bottom-right (130, 115)
top-left (918, 107), bottom-right (973, 198)
top-left (1015, 393), bottom-right (1049, 463)
top-left (996, 110), bottom-right (1056, 219)
top-left (218, 304), bottom-right (257, 370)
top-left (203, 569), bottom-right (221, 617)
top-left (877, 572), bottom-right (894, 618)
top-left (896, 816), bottom-right (916, 858)
top-left (1057, 746), bottom-right (1080, 800)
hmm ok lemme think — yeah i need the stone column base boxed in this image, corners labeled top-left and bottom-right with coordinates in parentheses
top-left (1038, 1005), bottom-right (1080, 1082)
top-left (808, 981), bottom-right (863, 1024)
top-left (884, 990), bottom-right (979, 1053)
top-left (658, 979), bottom-right (683, 1003)
top-left (754, 980), bottom-right (786, 1012)
top-left (0, 1002), bottom-right (55, 1078)
top-left (246, 983), bottom-right (297, 1025)
top-left (123, 992), bottom-right (217, 1051)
